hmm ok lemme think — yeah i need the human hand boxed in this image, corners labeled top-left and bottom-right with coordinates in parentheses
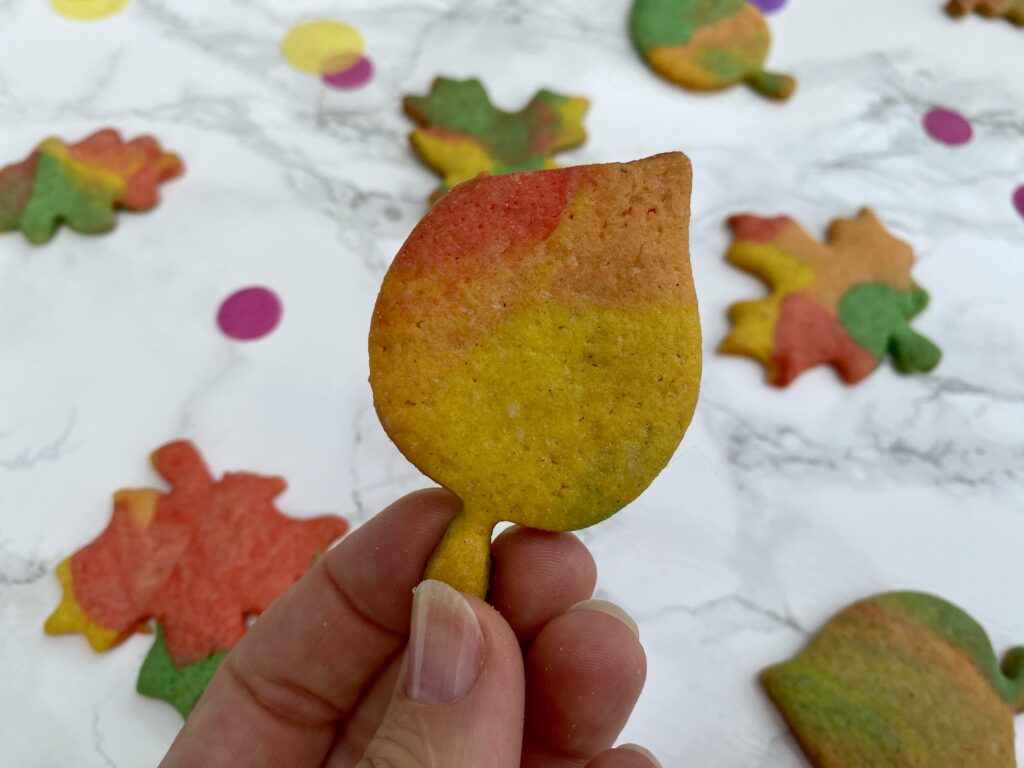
top-left (160, 489), bottom-right (657, 768)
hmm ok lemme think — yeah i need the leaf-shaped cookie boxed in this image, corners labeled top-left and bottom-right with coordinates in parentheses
top-left (403, 77), bottom-right (588, 202)
top-left (44, 441), bottom-right (348, 665)
top-left (369, 153), bottom-right (701, 596)
top-left (630, 0), bottom-right (796, 100)
top-left (946, 0), bottom-right (1024, 25)
top-left (762, 591), bottom-right (1024, 768)
top-left (0, 128), bottom-right (183, 244)
top-left (720, 210), bottom-right (941, 386)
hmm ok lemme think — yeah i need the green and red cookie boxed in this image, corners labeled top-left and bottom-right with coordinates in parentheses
top-left (403, 77), bottom-right (588, 202)
top-left (630, 0), bottom-right (796, 100)
top-left (763, 591), bottom-right (1024, 767)
top-left (0, 128), bottom-right (182, 244)
top-left (720, 209), bottom-right (941, 386)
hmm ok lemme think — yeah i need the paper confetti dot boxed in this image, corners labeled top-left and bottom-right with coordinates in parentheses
top-left (51, 0), bottom-right (130, 20)
top-left (217, 287), bottom-right (282, 341)
top-left (323, 56), bottom-right (374, 90)
top-left (1014, 186), bottom-right (1024, 220)
top-left (282, 20), bottom-right (364, 75)
top-left (923, 107), bottom-right (973, 146)
top-left (750, 0), bottom-right (788, 12)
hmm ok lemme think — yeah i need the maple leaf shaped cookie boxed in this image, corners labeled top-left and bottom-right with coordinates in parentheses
top-left (44, 441), bottom-right (348, 665)
top-left (0, 128), bottom-right (183, 244)
top-left (762, 592), bottom-right (1024, 768)
top-left (720, 209), bottom-right (941, 386)
top-left (403, 77), bottom-right (588, 202)
top-left (946, 0), bottom-right (1024, 25)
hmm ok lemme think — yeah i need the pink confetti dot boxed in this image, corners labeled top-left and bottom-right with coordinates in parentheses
top-left (923, 108), bottom-right (973, 146)
top-left (1014, 186), bottom-right (1024, 221)
top-left (217, 287), bottom-right (282, 341)
top-left (323, 55), bottom-right (374, 90)
top-left (751, 0), bottom-right (788, 12)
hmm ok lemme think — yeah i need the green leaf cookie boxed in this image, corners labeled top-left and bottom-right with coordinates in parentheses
top-left (762, 592), bottom-right (1024, 768)
top-left (403, 77), bottom-right (588, 202)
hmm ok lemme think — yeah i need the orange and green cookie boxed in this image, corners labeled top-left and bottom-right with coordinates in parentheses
top-left (369, 153), bottom-right (702, 597)
top-left (720, 209), bottom-right (941, 386)
top-left (0, 128), bottom-right (183, 244)
top-left (403, 77), bottom-right (588, 202)
top-left (136, 624), bottom-right (226, 718)
top-left (946, 0), bottom-right (1024, 24)
top-left (44, 441), bottom-right (348, 666)
top-left (762, 591), bottom-right (1024, 768)
top-left (630, 0), bottom-right (796, 100)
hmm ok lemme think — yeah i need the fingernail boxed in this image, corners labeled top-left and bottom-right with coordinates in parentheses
top-left (568, 599), bottom-right (640, 638)
top-left (619, 744), bottom-right (662, 767)
top-left (406, 580), bottom-right (484, 704)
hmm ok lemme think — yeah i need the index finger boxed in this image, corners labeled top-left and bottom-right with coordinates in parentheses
top-left (160, 488), bottom-right (460, 768)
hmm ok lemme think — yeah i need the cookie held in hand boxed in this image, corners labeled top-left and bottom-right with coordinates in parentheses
top-left (762, 591), bottom-right (1024, 768)
top-left (369, 153), bottom-right (701, 597)
top-left (630, 0), bottom-right (796, 100)
top-left (720, 209), bottom-right (941, 386)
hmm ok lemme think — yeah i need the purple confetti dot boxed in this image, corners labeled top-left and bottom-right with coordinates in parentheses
top-left (750, 0), bottom-right (788, 12)
top-left (217, 287), bottom-right (282, 341)
top-left (323, 55), bottom-right (374, 90)
top-left (923, 107), bottom-right (973, 146)
top-left (1014, 185), bottom-right (1024, 221)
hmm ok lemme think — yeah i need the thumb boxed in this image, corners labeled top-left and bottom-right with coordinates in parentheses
top-left (358, 580), bottom-right (525, 767)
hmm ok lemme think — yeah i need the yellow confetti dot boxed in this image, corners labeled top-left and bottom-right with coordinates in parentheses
top-left (51, 0), bottom-right (130, 21)
top-left (281, 20), bottom-right (364, 75)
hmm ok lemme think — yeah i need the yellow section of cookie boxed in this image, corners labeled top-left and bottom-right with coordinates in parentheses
top-left (719, 242), bottom-right (814, 364)
top-left (409, 130), bottom-right (495, 191)
top-left (402, 303), bottom-right (701, 596)
top-left (44, 558), bottom-right (121, 651)
top-left (550, 96), bottom-right (591, 150)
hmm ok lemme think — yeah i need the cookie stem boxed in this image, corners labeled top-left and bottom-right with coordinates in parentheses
top-left (1000, 647), bottom-right (1024, 711)
top-left (424, 508), bottom-right (495, 598)
top-left (747, 70), bottom-right (797, 101)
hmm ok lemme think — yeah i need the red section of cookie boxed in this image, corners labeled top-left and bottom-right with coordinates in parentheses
top-left (397, 167), bottom-right (576, 269)
top-left (67, 129), bottom-right (184, 210)
top-left (727, 214), bottom-right (791, 242)
top-left (772, 293), bottom-right (877, 386)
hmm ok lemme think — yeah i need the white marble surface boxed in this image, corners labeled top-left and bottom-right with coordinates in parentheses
top-left (1, 0), bottom-right (1023, 765)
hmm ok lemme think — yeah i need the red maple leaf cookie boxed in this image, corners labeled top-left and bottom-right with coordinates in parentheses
top-left (44, 441), bottom-right (348, 665)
